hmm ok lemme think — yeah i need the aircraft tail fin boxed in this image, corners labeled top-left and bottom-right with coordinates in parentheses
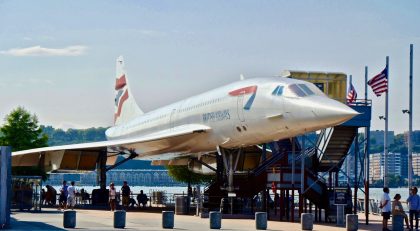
top-left (114, 56), bottom-right (144, 125)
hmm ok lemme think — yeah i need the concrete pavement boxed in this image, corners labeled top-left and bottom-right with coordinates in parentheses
top-left (10, 208), bottom-right (384, 231)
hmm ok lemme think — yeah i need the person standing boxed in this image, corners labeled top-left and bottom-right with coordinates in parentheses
top-left (407, 187), bottom-right (420, 230)
top-left (66, 181), bottom-right (77, 210)
top-left (379, 187), bottom-right (391, 231)
top-left (109, 183), bottom-right (116, 211)
top-left (121, 181), bottom-right (131, 210)
top-left (58, 181), bottom-right (68, 210)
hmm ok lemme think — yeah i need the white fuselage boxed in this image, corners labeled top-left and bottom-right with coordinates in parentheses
top-left (105, 77), bottom-right (356, 157)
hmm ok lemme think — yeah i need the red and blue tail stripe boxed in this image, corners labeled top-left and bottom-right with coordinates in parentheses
top-left (229, 85), bottom-right (258, 110)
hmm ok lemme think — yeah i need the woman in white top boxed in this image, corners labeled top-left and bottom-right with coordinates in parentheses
top-left (109, 182), bottom-right (116, 211)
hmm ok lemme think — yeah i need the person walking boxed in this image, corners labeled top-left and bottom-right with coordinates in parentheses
top-left (407, 187), bottom-right (420, 230)
top-left (379, 187), bottom-right (391, 231)
top-left (109, 183), bottom-right (116, 211)
top-left (66, 181), bottom-right (77, 210)
top-left (392, 194), bottom-right (410, 230)
top-left (121, 181), bottom-right (131, 210)
top-left (58, 181), bottom-right (68, 210)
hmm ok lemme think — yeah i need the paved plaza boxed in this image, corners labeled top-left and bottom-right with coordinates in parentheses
top-left (10, 208), bottom-right (384, 231)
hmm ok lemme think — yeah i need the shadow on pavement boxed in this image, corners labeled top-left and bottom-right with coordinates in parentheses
top-left (10, 217), bottom-right (66, 230)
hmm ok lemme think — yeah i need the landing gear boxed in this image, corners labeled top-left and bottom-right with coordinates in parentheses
top-left (215, 146), bottom-right (243, 214)
top-left (217, 146), bottom-right (243, 193)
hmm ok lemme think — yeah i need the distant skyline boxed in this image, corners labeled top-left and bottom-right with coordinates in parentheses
top-left (1, 1), bottom-right (419, 133)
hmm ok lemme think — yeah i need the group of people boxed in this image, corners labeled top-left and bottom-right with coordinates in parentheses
top-left (381, 187), bottom-right (420, 231)
top-left (57, 181), bottom-right (77, 210)
top-left (109, 181), bottom-right (149, 211)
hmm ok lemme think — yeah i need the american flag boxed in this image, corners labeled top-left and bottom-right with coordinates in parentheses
top-left (346, 82), bottom-right (357, 104)
top-left (368, 68), bottom-right (388, 97)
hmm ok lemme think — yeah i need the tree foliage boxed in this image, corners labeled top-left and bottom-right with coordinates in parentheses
top-left (0, 107), bottom-right (48, 151)
top-left (41, 125), bottom-right (107, 146)
top-left (166, 165), bottom-right (214, 185)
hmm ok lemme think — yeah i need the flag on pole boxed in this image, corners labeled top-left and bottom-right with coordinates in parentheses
top-left (347, 82), bottom-right (358, 104)
top-left (367, 68), bottom-right (388, 97)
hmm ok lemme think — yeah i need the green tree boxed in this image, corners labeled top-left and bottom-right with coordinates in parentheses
top-left (167, 165), bottom-right (214, 185)
top-left (0, 107), bottom-right (48, 151)
top-left (0, 107), bottom-right (49, 180)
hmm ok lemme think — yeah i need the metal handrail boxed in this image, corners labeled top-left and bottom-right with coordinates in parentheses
top-left (316, 127), bottom-right (334, 161)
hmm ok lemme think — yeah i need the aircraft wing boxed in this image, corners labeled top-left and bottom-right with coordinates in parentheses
top-left (12, 124), bottom-right (211, 172)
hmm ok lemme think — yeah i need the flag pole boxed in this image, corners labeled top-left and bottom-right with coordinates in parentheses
top-left (408, 44), bottom-right (413, 190)
top-left (364, 66), bottom-right (370, 224)
top-left (384, 56), bottom-right (389, 188)
top-left (347, 75), bottom-right (352, 182)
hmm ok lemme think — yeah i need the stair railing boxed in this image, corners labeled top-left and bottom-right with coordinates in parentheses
top-left (316, 127), bottom-right (334, 162)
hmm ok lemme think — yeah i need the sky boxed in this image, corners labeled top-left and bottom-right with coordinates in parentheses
top-left (0, 0), bottom-right (419, 133)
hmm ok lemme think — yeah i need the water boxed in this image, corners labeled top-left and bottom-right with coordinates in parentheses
top-left (368, 187), bottom-right (410, 201)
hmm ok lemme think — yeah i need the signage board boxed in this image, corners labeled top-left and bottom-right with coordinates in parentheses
top-left (334, 188), bottom-right (348, 205)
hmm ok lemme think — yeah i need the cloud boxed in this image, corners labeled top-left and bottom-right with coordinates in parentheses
top-left (0, 45), bottom-right (88, 56)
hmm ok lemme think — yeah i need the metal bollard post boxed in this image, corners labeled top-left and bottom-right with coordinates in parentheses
top-left (209, 211), bottom-right (221, 229)
top-left (114, 210), bottom-right (126, 228)
top-left (63, 210), bottom-right (76, 228)
top-left (392, 215), bottom-right (404, 231)
top-left (255, 212), bottom-right (267, 230)
top-left (301, 213), bottom-right (313, 231)
top-left (346, 214), bottom-right (358, 231)
top-left (162, 211), bottom-right (174, 229)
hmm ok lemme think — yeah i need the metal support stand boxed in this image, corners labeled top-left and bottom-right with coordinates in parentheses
top-left (364, 65), bottom-right (370, 225)
top-left (218, 147), bottom-right (242, 193)
top-left (96, 151), bottom-right (107, 190)
top-left (106, 152), bottom-right (138, 172)
top-left (217, 147), bottom-right (242, 214)
top-left (337, 205), bottom-right (345, 226)
top-left (354, 132), bottom-right (358, 214)
top-left (1, 147), bottom-right (11, 229)
top-left (291, 138), bottom-right (295, 222)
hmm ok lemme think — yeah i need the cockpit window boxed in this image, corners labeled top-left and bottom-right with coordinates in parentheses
top-left (272, 86), bottom-right (284, 96)
top-left (289, 84), bottom-right (306, 97)
top-left (298, 84), bottom-right (314, 96)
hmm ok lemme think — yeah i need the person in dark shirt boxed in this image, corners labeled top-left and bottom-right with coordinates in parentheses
top-left (58, 181), bottom-right (68, 210)
top-left (137, 190), bottom-right (148, 208)
top-left (407, 187), bottom-right (420, 230)
top-left (121, 181), bottom-right (131, 210)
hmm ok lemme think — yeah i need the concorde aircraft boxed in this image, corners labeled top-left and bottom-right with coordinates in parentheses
top-left (12, 56), bottom-right (358, 190)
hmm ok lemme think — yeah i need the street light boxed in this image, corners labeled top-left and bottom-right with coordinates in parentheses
top-left (378, 115), bottom-right (388, 187)
top-left (403, 108), bottom-right (413, 189)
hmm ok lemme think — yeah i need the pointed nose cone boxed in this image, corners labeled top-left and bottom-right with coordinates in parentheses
top-left (313, 99), bottom-right (359, 126)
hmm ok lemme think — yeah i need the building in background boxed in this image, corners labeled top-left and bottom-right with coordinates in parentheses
top-left (369, 152), bottom-right (406, 183)
top-left (45, 169), bottom-right (183, 187)
top-left (369, 153), bottom-right (383, 183)
top-left (404, 130), bottom-right (420, 146)
top-left (412, 153), bottom-right (420, 177)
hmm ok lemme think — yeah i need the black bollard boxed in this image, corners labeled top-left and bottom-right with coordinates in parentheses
top-left (63, 210), bottom-right (76, 228)
top-left (114, 210), bottom-right (126, 228)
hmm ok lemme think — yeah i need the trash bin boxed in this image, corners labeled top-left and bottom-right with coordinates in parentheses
top-left (175, 196), bottom-right (189, 215)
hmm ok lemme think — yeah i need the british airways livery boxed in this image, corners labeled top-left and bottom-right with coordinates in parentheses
top-left (12, 56), bottom-right (358, 186)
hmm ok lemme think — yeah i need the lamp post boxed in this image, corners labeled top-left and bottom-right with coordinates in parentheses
top-left (379, 115), bottom-right (387, 186)
top-left (403, 109), bottom-right (412, 190)
top-left (405, 44), bottom-right (414, 191)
